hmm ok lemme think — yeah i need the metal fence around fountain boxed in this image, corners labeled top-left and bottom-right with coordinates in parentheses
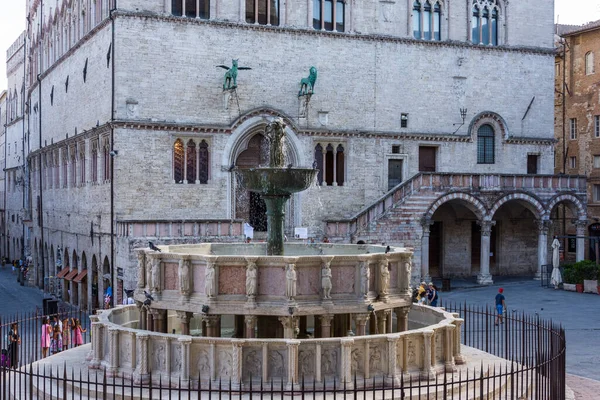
top-left (0, 303), bottom-right (566, 400)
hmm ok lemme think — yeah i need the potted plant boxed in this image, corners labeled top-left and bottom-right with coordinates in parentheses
top-left (562, 265), bottom-right (577, 292)
top-left (575, 260), bottom-right (597, 293)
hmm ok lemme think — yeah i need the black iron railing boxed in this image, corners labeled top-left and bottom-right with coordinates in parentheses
top-left (0, 303), bottom-right (566, 400)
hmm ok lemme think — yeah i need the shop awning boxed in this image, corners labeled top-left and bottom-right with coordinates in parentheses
top-left (56, 266), bottom-right (71, 279)
top-left (65, 269), bottom-right (79, 281)
top-left (73, 269), bottom-right (88, 283)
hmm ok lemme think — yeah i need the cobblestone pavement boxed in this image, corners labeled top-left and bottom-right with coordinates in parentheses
top-left (0, 264), bottom-right (44, 316)
top-left (566, 374), bottom-right (600, 400)
top-left (438, 277), bottom-right (600, 382)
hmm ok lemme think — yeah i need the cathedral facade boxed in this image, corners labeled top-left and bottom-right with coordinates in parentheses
top-left (6, 0), bottom-right (586, 310)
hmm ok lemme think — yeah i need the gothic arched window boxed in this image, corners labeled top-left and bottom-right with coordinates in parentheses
top-left (315, 144), bottom-right (324, 185)
top-left (586, 52), bottom-right (595, 75)
top-left (186, 139), bottom-right (197, 184)
top-left (173, 139), bottom-right (184, 183)
top-left (198, 140), bottom-right (209, 184)
top-left (313, 0), bottom-right (344, 31)
top-left (336, 144), bottom-right (345, 186)
top-left (472, 0), bottom-right (499, 45)
top-left (412, 0), bottom-right (421, 39)
top-left (314, 142), bottom-right (346, 186)
top-left (246, 0), bottom-right (279, 26)
top-left (477, 124), bottom-right (495, 164)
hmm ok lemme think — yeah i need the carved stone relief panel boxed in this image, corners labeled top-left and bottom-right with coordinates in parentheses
top-left (243, 347), bottom-right (262, 380)
top-left (369, 343), bottom-right (386, 375)
top-left (119, 334), bottom-right (132, 368)
top-left (435, 331), bottom-right (444, 363)
top-left (268, 349), bottom-right (286, 379)
top-left (217, 347), bottom-right (233, 378)
top-left (321, 346), bottom-right (338, 377)
top-left (191, 344), bottom-right (211, 379)
top-left (171, 341), bottom-right (182, 375)
top-left (153, 341), bottom-right (166, 373)
top-left (351, 344), bottom-right (364, 376)
top-left (298, 345), bottom-right (315, 378)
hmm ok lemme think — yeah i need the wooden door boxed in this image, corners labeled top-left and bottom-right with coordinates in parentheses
top-left (527, 155), bottom-right (538, 174)
top-left (419, 146), bottom-right (436, 172)
top-left (388, 159), bottom-right (403, 190)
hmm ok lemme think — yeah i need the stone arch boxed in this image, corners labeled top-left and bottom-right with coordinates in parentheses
top-left (489, 192), bottom-right (545, 220)
top-left (223, 108), bottom-right (307, 228)
top-left (546, 193), bottom-right (586, 219)
top-left (72, 249), bottom-right (79, 269)
top-left (468, 111), bottom-right (509, 141)
top-left (91, 254), bottom-right (99, 310)
top-left (425, 191), bottom-right (487, 221)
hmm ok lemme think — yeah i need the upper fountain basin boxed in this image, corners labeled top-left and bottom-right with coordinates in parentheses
top-left (236, 168), bottom-right (318, 196)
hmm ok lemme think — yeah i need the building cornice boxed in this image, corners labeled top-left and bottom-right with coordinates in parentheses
top-left (505, 136), bottom-right (557, 145)
top-left (116, 10), bottom-right (556, 57)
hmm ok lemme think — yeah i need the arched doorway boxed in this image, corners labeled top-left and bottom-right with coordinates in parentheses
top-left (235, 134), bottom-right (269, 232)
top-left (548, 195), bottom-right (587, 262)
top-left (102, 256), bottom-right (111, 307)
top-left (91, 255), bottom-right (99, 311)
top-left (79, 252), bottom-right (88, 311)
top-left (429, 199), bottom-right (485, 278)
top-left (71, 250), bottom-right (79, 306)
top-left (490, 199), bottom-right (540, 276)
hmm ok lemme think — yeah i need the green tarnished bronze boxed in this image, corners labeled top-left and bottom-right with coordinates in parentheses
top-left (298, 66), bottom-right (317, 97)
top-left (216, 59), bottom-right (252, 90)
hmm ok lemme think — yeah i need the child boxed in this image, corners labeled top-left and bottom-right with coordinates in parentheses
top-left (51, 323), bottom-right (62, 354)
top-left (73, 319), bottom-right (87, 347)
top-left (41, 317), bottom-right (51, 358)
top-left (62, 318), bottom-right (71, 350)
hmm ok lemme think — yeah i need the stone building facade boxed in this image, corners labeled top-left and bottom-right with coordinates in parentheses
top-left (554, 21), bottom-right (600, 261)
top-left (3, 0), bottom-right (587, 311)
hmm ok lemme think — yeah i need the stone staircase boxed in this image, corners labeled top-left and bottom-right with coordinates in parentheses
top-left (325, 172), bottom-right (588, 248)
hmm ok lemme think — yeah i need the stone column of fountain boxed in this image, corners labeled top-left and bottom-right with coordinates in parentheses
top-left (236, 119), bottom-right (317, 255)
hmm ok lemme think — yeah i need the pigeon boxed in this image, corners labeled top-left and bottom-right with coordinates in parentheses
top-left (143, 299), bottom-right (152, 306)
top-left (385, 245), bottom-right (391, 254)
top-left (144, 290), bottom-right (154, 302)
top-left (149, 241), bottom-right (161, 252)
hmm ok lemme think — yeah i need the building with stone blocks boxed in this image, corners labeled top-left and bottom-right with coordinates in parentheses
top-left (554, 21), bottom-right (600, 261)
top-left (0, 90), bottom-right (6, 242)
top-left (4, 31), bottom-right (28, 266)
top-left (7, 0), bottom-right (588, 312)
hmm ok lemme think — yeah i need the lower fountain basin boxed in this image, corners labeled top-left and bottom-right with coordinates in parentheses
top-left (235, 167), bottom-right (318, 196)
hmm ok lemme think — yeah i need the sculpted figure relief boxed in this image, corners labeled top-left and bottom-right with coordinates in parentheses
top-left (179, 259), bottom-right (190, 295)
top-left (380, 261), bottom-right (390, 295)
top-left (136, 252), bottom-right (145, 288)
top-left (286, 264), bottom-right (297, 299)
top-left (360, 262), bottom-right (370, 297)
top-left (205, 262), bottom-right (215, 298)
top-left (151, 257), bottom-right (161, 293)
top-left (246, 262), bottom-right (257, 297)
top-left (321, 261), bottom-right (333, 299)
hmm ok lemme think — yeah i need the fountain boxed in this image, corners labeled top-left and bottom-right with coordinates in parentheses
top-left (235, 119), bottom-right (317, 255)
top-left (83, 120), bottom-right (472, 391)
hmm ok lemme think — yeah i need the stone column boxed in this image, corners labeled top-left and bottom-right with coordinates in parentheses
top-left (355, 313), bottom-right (369, 336)
top-left (340, 338), bottom-right (354, 386)
top-left (107, 327), bottom-right (119, 376)
top-left (378, 311), bottom-right (388, 334)
top-left (244, 315), bottom-right (257, 338)
top-left (203, 315), bottom-right (220, 337)
top-left (138, 303), bottom-right (147, 331)
top-left (177, 311), bottom-right (192, 335)
top-left (319, 315), bottom-right (333, 338)
top-left (279, 316), bottom-right (298, 339)
top-left (179, 337), bottom-right (192, 388)
top-left (89, 317), bottom-right (102, 368)
top-left (420, 218), bottom-right (433, 283)
top-left (134, 333), bottom-right (150, 384)
top-left (136, 252), bottom-right (145, 288)
top-left (146, 309), bottom-right (154, 332)
top-left (386, 310), bottom-right (393, 333)
top-left (154, 309), bottom-right (167, 333)
top-left (452, 316), bottom-right (466, 364)
top-left (387, 336), bottom-right (399, 383)
top-left (444, 325), bottom-right (456, 372)
top-left (477, 220), bottom-right (495, 285)
top-left (535, 219), bottom-right (550, 280)
top-left (396, 307), bottom-right (409, 332)
top-left (575, 219), bottom-right (587, 262)
top-left (286, 340), bottom-right (300, 388)
top-left (232, 342), bottom-right (242, 388)
top-left (421, 330), bottom-right (435, 380)
top-left (400, 257), bottom-right (412, 297)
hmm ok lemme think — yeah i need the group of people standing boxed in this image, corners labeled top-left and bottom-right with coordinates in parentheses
top-left (415, 281), bottom-right (439, 306)
top-left (40, 316), bottom-right (86, 358)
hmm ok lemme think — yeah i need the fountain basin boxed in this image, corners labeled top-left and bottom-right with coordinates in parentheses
top-left (236, 167), bottom-right (318, 196)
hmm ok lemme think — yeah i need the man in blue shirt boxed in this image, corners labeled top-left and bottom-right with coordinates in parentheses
top-left (495, 288), bottom-right (506, 326)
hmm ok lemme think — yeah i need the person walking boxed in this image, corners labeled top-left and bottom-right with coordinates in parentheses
top-left (72, 319), bottom-right (87, 347)
top-left (427, 283), bottom-right (439, 307)
top-left (495, 288), bottom-right (506, 326)
top-left (7, 323), bottom-right (20, 368)
top-left (41, 317), bottom-right (51, 358)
